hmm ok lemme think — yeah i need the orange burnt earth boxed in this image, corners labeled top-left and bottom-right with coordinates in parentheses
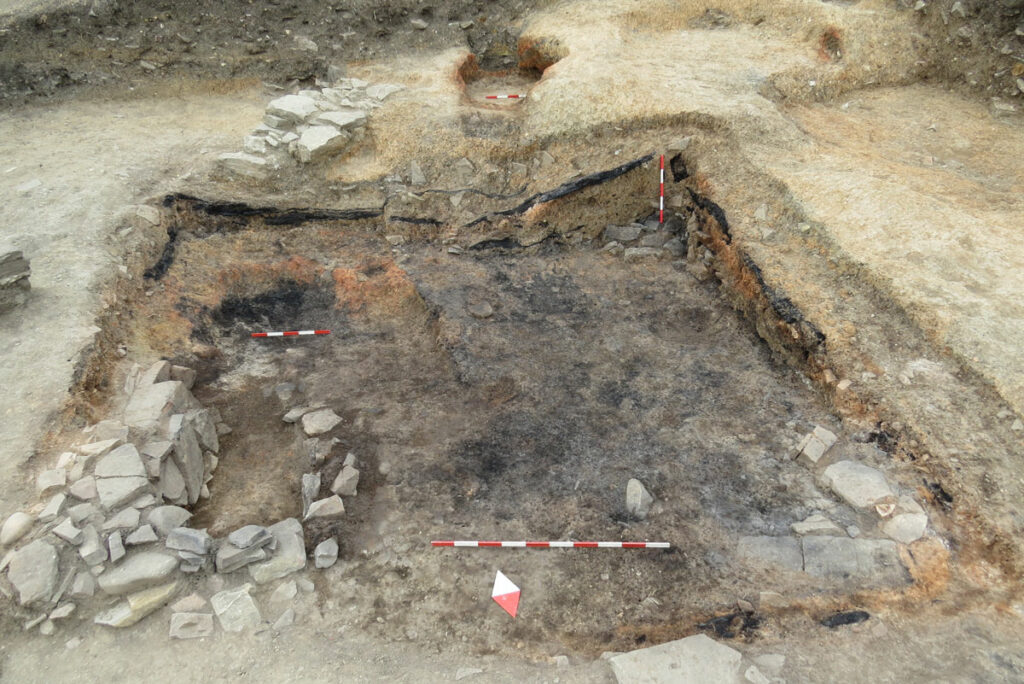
top-left (331, 259), bottom-right (419, 315)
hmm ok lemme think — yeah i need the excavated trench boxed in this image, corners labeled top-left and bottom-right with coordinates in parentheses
top-left (51, 165), bottom-right (955, 657)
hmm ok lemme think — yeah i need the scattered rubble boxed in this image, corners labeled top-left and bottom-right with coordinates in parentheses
top-left (219, 77), bottom-right (402, 176)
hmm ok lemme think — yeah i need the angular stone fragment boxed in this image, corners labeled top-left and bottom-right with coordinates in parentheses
top-left (68, 503), bottom-right (97, 525)
top-left (102, 507), bottom-right (141, 532)
top-left (108, 531), bottom-right (126, 563)
top-left (802, 537), bottom-right (907, 586)
top-left (159, 458), bottom-right (187, 505)
top-left (78, 525), bottom-right (107, 566)
top-left (37, 469), bottom-right (66, 495)
top-left (301, 408), bottom-right (342, 436)
top-left (217, 152), bottom-right (268, 179)
top-left (315, 538), bottom-right (339, 569)
top-left (96, 477), bottom-right (149, 511)
top-left (791, 514), bottom-right (843, 536)
top-left (211, 584), bottom-right (262, 632)
top-left (736, 536), bottom-right (803, 571)
top-left (309, 108), bottom-right (366, 130)
top-left (331, 465), bottom-right (360, 496)
top-left (408, 160), bottom-right (427, 186)
top-left (185, 409), bottom-right (219, 454)
top-left (822, 461), bottom-right (893, 508)
top-left (94, 581), bottom-right (177, 628)
top-left (79, 438), bottom-right (120, 458)
top-left (269, 580), bottom-right (297, 606)
top-left (248, 518), bottom-right (306, 584)
top-left (88, 417), bottom-right (130, 444)
top-left (166, 528), bottom-right (212, 556)
top-left (170, 419), bottom-right (204, 505)
top-left (283, 406), bottom-right (316, 423)
top-left (124, 380), bottom-right (195, 434)
top-left (304, 495), bottom-right (345, 521)
top-left (125, 525), bottom-right (158, 546)
top-left (53, 519), bottom-right (84, 545)
top-left (301, 472), bottom-right (320, 517)
top-left (147, 506), bottom-right (192, 536)
top-left (366, 83), bottom-right (403, 100)
top-left (266, 94), bottom-right (319, 123)
top-left (625, 478), bottom-right (654, 519)
top-left (96, 444), bottom-right (147, 479)
top-left (139, 360), bottom-right (172, 386)
top-left (1, 512), bottom-right (33, 546)
top-left (215, 543), bottom-right (268, 574)
top-left (140, 440), bottom-right (173, 478)
top-left (228, 525), bottom-right (273, 550)
top-left (169, 365), bottom-right (197, 389)
top-left (7, 540), bottom-right (59, 605)
top-left (97, 552), bottom-right (177, 595)
top-left (69, 476), bottom-right (97, 501)
top-left (609, 634), bottom-right (743, 684)
top-left (170, 612), bottom-right (214, 639)
top-left (797, 425), bottom-right (838, 467)
top-left (70, 572), bottom-right (95, 599)
top-left (38, 493), bottom-right (66, 523)
top-left (881, 496), bottom-right (928, 544)
top-left (292, 126), bottom-right (349, 163)
top-left (605, 224), bottom-right (643, 243)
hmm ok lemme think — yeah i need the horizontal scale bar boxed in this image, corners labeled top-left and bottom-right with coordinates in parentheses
top-left (431, 540), bottom-right (669, 549)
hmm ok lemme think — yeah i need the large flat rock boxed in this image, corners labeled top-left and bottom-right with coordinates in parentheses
top-left (609, 634), bottom-right (743, 683)
top-left (247, 518), bottom-right (306, 584)
top-left (96, 551), bottom-right (178, 595)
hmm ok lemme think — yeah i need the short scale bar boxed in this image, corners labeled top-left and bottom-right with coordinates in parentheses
top-left (659, 154), bottom-right (665, 224)
top-left (485, 94), bottom-right (524, 99)
top-left (432, 540), bottom-right (670, 549)
top-left (251, 330), bottom-right (331, 338)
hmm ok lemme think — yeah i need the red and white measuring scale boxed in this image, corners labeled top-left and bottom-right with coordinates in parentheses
top-left (432, 540), bottom-right (670, 549)
top-left (659, 154), bottom-right (665, 224)
top-left (485, 94), bottom-right (524, 99)
top-left (251, 330), bottom-right (331, 338)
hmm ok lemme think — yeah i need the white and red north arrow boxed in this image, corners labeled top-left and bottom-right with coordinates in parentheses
top-left (492, 570), bottom-right (521, 618)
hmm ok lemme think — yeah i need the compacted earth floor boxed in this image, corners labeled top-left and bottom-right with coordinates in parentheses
top-left (102, 213), bottom-right (905, 658)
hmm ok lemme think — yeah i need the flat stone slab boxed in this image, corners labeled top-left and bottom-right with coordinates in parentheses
top-left (124, 381), bottom-right (194, 434)
top-left (301, 408), bottom-right (343, 436)
top-left (7, 540), bottom-right (59, 605)
top-left (94, 581), bottom-right (177, 628)
top-left (147, 506), bottom-right (191, 536)
top-left (211, 584), bottom-right (262, 632)
top-left (802, 537), bottom-right (908, 586)
top-left (97, 552), bottom-right (178, 595)
top-left (736, 536), bottom-right (803, 571)
top-left (822, 460), bottom-right (893, 508)
top-left (96, 476), bottom-right (149, 510)
top-left (292, 126), bottom-right (349, 164)
top-left (95, 444), bottom-right (147, 478)
top-left (609, 634), bottom-right (743, 683)
top-left (266, 94), bottom-right (318, 123)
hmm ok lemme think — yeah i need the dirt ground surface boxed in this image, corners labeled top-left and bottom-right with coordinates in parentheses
top-left (1, 0), bottom-right (1024, 682)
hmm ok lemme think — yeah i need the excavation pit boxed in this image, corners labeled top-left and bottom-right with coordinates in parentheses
top-left (93, 192), bottom-right (940, 657)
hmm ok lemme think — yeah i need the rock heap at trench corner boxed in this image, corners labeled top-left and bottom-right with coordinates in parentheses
top-left (0, 358), bottom-right (356, 638)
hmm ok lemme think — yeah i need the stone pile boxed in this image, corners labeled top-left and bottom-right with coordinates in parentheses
top-left (0, 244), bottom-right (31, 313)
top-left (736, 424), bottom-right (934, 589)
top-left (600, 216), bottom-right (687, 263)
top-left (218, 77), bottom-right (404, 178)
top-left (1, 358), bottom-right (346, 640)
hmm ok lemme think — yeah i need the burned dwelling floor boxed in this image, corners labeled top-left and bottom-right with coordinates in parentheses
top-left (104, 201), bottom-right (924, 658)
